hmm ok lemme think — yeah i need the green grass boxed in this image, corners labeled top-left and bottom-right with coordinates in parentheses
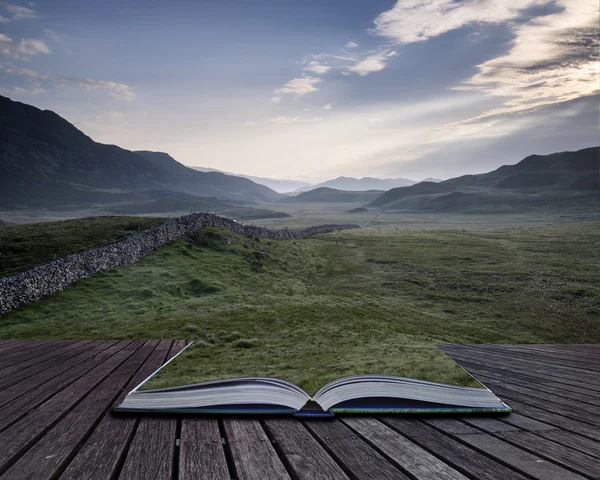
top-left (1, 220), bottom-right (598, 393)
top-left (0, 216), bottom-right (164, 276)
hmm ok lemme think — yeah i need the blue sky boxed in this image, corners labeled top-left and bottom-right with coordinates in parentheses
top-left (0, 0), bottom-right (597, 181)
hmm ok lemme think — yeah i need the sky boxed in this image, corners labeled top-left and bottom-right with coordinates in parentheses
top-left (0, 0), bottom-right (598, 182)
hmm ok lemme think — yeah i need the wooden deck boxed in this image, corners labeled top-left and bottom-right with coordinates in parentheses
top-left (0, 341), bottom-right (598, 479)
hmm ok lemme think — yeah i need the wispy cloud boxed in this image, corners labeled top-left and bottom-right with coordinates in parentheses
top-left (4, 4), bottom-right (37, 21)
top-left (302, 61), bottom-right (331, 74)
top-left (269, 116), bottom-right (322, 124)
top-left (372, 0), bottom-right (598, 128)
top-left (0, 34), bottom-right (51, 59)
top-left (371, 0), bottom-right (548, 44)
top-left (345, 41), bottom-right (359, 48)
top-left (43, 29), bottom-right (68, 43)
top-left (322, 103), bottom-right (332, 110)
top-left (346, 50), bottom-right (398, 76)
top-left (272, 75), bottom-right (321, 103)
top-left (0, 63), bottom-right (136, 100)
top-left (0, 85), bottom-right (45, 95)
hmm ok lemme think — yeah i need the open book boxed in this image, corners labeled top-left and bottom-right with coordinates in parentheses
top-left (115, 343), bottom-right (511, 416)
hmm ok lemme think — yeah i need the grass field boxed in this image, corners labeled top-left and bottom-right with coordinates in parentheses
top-left (0, 216), bottom-right (164, 277)
top-left (1, 218), bottom-right (598, 392)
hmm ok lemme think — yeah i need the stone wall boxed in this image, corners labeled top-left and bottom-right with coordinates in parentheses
top-left (0, 213), bottom-right (359, 313)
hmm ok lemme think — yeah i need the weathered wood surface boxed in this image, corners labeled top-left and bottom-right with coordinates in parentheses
top-left (0, 342), bottom-right (599, 479)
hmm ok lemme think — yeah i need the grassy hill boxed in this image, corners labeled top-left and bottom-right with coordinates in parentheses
top-left (282, 187), bottom-right (384, 203)
top-left (370, 147), bottom-right (599, 212)
top-left (1, 219), bottom-right (598, 391)
top-left (0, 216), bottom-right (164, 277)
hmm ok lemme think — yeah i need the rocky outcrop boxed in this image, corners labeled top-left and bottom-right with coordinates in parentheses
top-left (0, 213), bottom-right (359, 313)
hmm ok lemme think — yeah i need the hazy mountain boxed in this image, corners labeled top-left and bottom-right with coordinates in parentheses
top-left (0, 95), bottom-right (281, 207)
top-left (369, 147), bottom-right (599, 213)
top-left (281, 187), bottom-right (384, 203)
top-left (294, 176), bottom-right (415, 193)
top-left (135, 152), bottom-right (281, 202)
top-left (191, 166), bottom-right (311, 193)
top-left (423, 177), bottom-right (443, 183)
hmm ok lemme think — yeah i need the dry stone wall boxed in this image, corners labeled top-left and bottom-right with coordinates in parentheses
top-left (0, 213), bottom-right (359, 313)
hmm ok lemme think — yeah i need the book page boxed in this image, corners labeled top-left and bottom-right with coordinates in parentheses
top-left (141, 337), bottom-right (483, 394)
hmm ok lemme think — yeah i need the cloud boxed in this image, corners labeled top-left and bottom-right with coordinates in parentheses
top-left (346, 50), bottom-right (398, 76)
top-left (371, 0), bottom-right (598, 124)
top-left (43, 29), bottom-right (68, 43)
top-left (0, 85), bottom-right (45, 95)
top-left (322, 103), bottom-right (332, 110)
top-left (270, 96), bottom-right (281, 103)
top-left (448, 0), bottom-right (599, 125)
top-left (345, 41), bottom-right (359, 48)
top-left (303, 61), bottom-right (331, 74)
top-left (0, 34), bottom-right (51, 59)
top-left (269, 116), bottom-right (322, 124)
top-left (0, 14), bottom-right (9, 24)
top-left (371, 0), bottom-right (549, 44)
top-left (59, 77), bottom-right (136, 100)
top-left (0, 63), bottom-right (136, 100)
top-left (274, 76), bottom-right (321, 98)
top-left (5, 4), bottom-right (37, 20)
top-left (16, 38), bottom-right (50, 55)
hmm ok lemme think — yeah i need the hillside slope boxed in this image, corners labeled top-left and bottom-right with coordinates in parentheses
top-left (191, 166), bottom-right (311, 193)
top-left (0, 95), bottom-right (280, 206)
top-left (370, 147), bottom-right (599, 212)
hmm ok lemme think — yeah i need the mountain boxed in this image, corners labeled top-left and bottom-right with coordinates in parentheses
top-left (0, 95), bottom-right (281, 207)
top-left (423, 177), bottom-right (443, 183)
top-left (369, 147), bottom-right (599, 213)
top-left (281, 187), bottom-right (384, 203)
top-left (135, 152), bottom-right (281, 202)
top-left (294, 176), bottom-right (415, 193)
top-left (191, 167), bottom-right (311, 193)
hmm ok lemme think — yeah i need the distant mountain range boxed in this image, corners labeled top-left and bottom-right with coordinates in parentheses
top-left (369, 147), bottom-right (599, 213)
top-left (293, 176), bottom-right (437, 193)
top-left (191, 167), bottom-right (311, 193)
top-left (281, 187), bottom-right (384, 204)
top-left (0, 95), bottom-right (281, 208)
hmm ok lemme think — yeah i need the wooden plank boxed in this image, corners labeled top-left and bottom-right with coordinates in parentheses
top-left (486, 384), bottom-right (600, 427)
top-left (465, 365), bottom-right (600, 406)
top-left (457, 416), bottom-right (520, 433)
top-left (496, 413), bottom-right (558, 432)
top-left (179, 419), bottom-right (230, 480)
top-left (0, 341), bottom-right (129, 432)
top-left (538, 430), bottom-right (600, 460)
top-left (476, 374), bottom-right (600, 419)
top-left (499, 345), bottom-right (600, 365)
top-left (1, 341), bottom-right (156, 480)
top-left (426, 417), bottom-right (587, 480)
top-left (443, 348), bottom-right (600, 390)
top-left (263, 419), bottom-right (349, 480)
top-left (0, 340), bottom-right (95, 389)
top-left (466, 345), bottom-right (600, 373)
top-left (444, 352), bottom-right (600, 396)
top-left (497, 431), bottom-right (600, 478)
top-left (0, 340), bottom-right (73, 370)
top-left (118, 418), bottom-right (177, 480)
top-left (381, 417), bottom-right (530, 480)
top-left (448, 357), bottom-right (600, 400)
top-left (60, 342), bottom-right (167, 480)
top-left (0, 341), bottom-right (141, 474)
top-left (496, 399), bottom-right (600, 442)
top-left (118, 341), bottom-right (180, 479)
top-left (223, 419), bottom-right (291, 480)
top-left (0, 340), bottom-right (112, 408)
top-left (343, 417), bottom-right (468, 480)
top-left (304, 419), bottom-right (409, 480)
